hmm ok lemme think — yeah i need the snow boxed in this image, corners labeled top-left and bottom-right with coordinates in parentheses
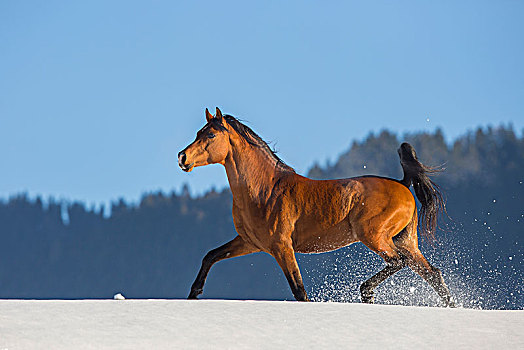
top-left (0, 299), bottom-right (522, 349)
top-left (113, 293), bottom-right (126, 300)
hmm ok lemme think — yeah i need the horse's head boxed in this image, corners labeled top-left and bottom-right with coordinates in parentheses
top-left (178, 107), bottom-right (230, 172)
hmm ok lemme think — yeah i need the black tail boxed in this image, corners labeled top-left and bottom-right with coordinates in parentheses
top-left (398, 142), bottom-right (446, 242)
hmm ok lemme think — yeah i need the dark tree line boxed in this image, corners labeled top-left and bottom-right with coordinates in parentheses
top-left (0, 125), bottom-right (522, 309)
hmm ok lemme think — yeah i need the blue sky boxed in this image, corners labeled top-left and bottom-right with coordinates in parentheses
top-left (1, 1), bottom-right (523, 206)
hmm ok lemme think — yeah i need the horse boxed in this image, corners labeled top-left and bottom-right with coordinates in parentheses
top-left (178, 107), bottom-right (454, 307)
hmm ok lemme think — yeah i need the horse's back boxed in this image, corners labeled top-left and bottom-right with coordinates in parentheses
top-left (351, 176), bottom-right (415, 207)
top-left (293, 174), bottom-right (415, 214)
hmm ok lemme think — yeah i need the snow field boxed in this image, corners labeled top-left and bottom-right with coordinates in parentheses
top-left (0, 299), bottom-right (522, 349)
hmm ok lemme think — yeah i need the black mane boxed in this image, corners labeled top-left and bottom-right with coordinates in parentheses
top-left (223, 115), bottom-right (295, 173)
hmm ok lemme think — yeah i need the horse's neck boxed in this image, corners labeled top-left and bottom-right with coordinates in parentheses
top-left (223, 144), bottom-right (281, 205)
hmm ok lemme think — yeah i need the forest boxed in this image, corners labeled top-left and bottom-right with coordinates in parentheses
top-left (0, 125), bottom-right (522, 309)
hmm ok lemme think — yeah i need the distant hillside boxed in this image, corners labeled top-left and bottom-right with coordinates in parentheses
top-left (0, 126), bottom-right (522, 309)
top-left (309, 125), bottom-right (523, 185)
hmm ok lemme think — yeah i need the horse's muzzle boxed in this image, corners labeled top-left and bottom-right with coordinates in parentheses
top-left (178, 151), bottom-right (194, 172)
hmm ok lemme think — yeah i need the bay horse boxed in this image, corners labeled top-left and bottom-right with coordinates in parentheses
top-left (178, 107), bottom-right (454, 307)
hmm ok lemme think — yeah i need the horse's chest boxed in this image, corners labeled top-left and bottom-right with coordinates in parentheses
top-left (232, 202), bottom-right (274, 249)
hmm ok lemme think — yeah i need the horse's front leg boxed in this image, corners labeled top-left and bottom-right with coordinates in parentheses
top-left (271, 240), bottom-right (309, 302)
top-left (188, 235), bottom-right (259, 299)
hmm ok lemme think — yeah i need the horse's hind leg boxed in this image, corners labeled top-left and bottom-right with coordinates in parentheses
top-left (360, 259), bottom-right (406, 303)
top-left (393, 229), bottom-right (455, 307)
top-left (188, 235), bottom-right (259, 299)
top-left (359, 239), bottom-right (407, 303)
top-left (403, 249), bottom-right (455, 307)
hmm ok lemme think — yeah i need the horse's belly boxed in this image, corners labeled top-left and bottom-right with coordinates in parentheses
top-left (293, 221), bottom-right (358, 254)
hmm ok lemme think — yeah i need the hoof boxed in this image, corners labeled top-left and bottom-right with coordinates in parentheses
top-left (188, 289), bottom-right (203, 299)
top-left (360, 284), bottom-right (375, 304)
top-left (438, 292), bottom-right (456, 308)
top-left (295, 292), bottom-right (310, 302)
top-left (360, 291), bottom-right (375, 304)
top-left (444, 298), bottom-right (456, 308)
top-left (361, 295), bottom-right (374, 304)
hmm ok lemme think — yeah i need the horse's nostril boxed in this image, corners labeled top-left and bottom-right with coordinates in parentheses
top-left (178, 151), bottom-right (187, 166)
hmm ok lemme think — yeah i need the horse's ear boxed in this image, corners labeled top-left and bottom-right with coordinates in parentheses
top-left (215, 107), bottom-right (223, 122)
top-left (205, 108), bottom-right (213, 122)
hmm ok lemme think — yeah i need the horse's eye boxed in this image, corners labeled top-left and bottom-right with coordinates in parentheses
top-left (208, 133), bottom-right (216, 139)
